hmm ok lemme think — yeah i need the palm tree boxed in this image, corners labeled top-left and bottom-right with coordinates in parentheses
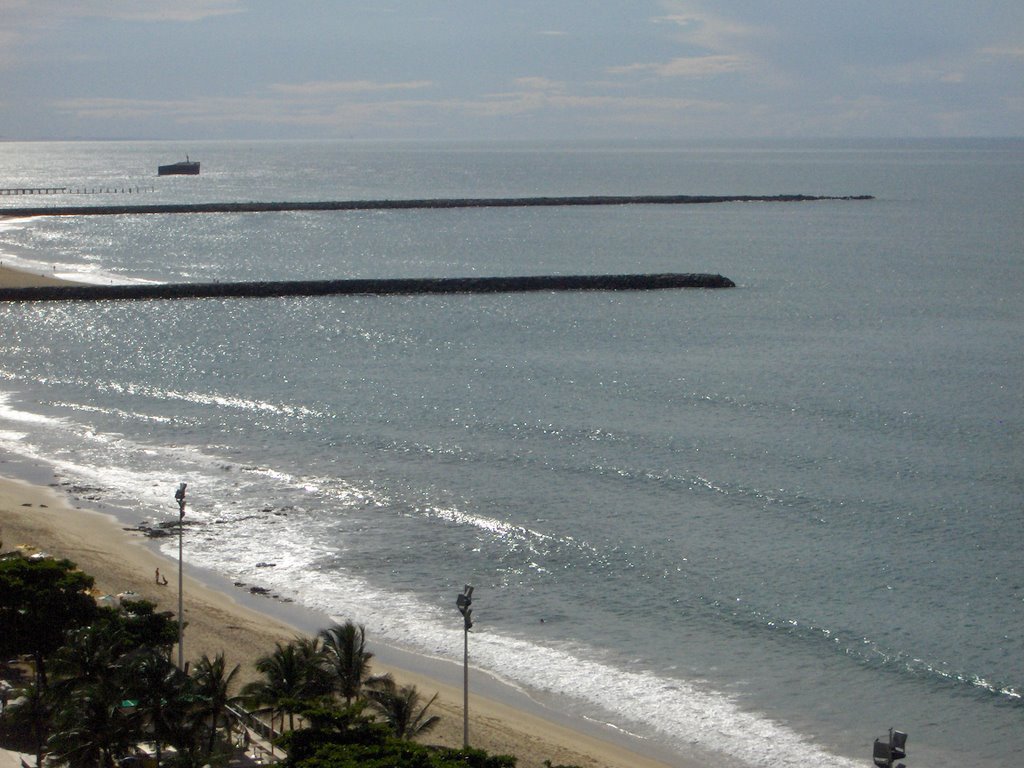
top-left (49, 623), bottom-right (130, 700)
top-left (364, 676), bottom-right (440, 740)
top-left (190, 652), bottom-right (241, 757)
top-left (292, 635), bottom-right (333, 700)
top-left (242, 638), bottom-right (328, 734)
top-left (124, 648), bottom-right (193, 768)
top-left (47, 676), bottom-right (135, 768)
top-left (318, 621), bottom-right (376, 705)
top-left (45, 624), bottom-right (134, 768)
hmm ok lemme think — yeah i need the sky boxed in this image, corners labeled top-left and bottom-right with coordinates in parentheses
top-left (1, 0), bottom-right (1022, 141)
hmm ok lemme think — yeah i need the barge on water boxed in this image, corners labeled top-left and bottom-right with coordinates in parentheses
top-left (157, 157), bottom-right (200, 176)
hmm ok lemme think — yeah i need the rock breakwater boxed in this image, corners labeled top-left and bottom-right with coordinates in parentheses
top-left (0, 273), bottom-right (735, 303)
top-left (0, 193), bottom-right (872, 219)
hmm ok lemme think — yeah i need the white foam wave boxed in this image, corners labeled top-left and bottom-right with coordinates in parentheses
top-left (0, 389), bottom-right (861, 767)
top-left (176, 527), bottom-right (858, 768)
top-left (0, 391), bottom-right (67, 426)
top-left (51, 401), bottom-right (174, 424)
top-left (99, 380), bottom-right (325, 420)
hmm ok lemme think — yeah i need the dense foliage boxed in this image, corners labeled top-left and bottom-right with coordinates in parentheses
top-left (0, 555), bottom-right (98, 687)
top-left (291, 742), bottom-right (516, 768)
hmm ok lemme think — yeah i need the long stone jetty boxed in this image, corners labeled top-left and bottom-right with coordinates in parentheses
top-left (0, 273), bottom-right (735, 303)
top-left (0, 193), bottom-right (872, 219)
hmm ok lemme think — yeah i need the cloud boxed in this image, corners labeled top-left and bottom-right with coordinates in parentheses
top-left (651, 4), bottom-right (767, 53)
top-left (0, 27), bottom-right (20, 63)
top-left (52, 80), bottom-right (728, 135)
top-left (269, 80), bottom-right (434, 96)
top-left (867, 60), bottom-right (967, 86)
top-left (26, 3), bottom-right (1022, 140)
top-left (512, 77), bottom-right (567, 92)
top-left (604, 5), bottom-right (766, 86)
top-left (608, 54), bottom-right (750, 78)
top-left (457, 76), bottom-right (726, 124)
top-left (6, 0), bottom-right (246, 24)
top-left (865, 40), bottom-right (1024, 88)
top-left (54, 96), bottom-right (232, 121)
top-left (983, 45), bottom-right (1024, 59)
top-left (0, 0), bottom-right (245, 68)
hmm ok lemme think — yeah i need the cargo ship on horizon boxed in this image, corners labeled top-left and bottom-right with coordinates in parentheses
top-left (157, 156), bottom-right (200, 176)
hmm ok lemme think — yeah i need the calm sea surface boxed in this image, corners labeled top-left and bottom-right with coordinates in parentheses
top-left (1, 139), bottom-right (1022, 767)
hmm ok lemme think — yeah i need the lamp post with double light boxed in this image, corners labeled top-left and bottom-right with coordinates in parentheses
top-left (456, 584), bottom-right (474, 748)
top-left (174, 482), bottom-right (187, 669)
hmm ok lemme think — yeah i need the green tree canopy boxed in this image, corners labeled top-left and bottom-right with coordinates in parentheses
top-left (288, 741), bottom-right (516, 768)
top-left (0, 555), bottom-right (98, 686)
top-left (102, 599), bottom-right (179, 652)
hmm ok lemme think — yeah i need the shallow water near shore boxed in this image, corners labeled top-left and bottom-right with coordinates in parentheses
top-left (1, 138), bottom-right (1022, 767)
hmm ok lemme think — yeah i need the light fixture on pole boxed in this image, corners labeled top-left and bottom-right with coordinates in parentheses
top-left (872, 727), bottom-right (908, 768)
top-left (174, 482), bottom-right (187, 670)
top-left (455, 584), bottom-right (474, 749)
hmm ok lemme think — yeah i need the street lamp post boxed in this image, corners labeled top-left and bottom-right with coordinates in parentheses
top-left (174, 482), bottom-right (187, 669)
top-left (456, 584), bottom-right (474, 749)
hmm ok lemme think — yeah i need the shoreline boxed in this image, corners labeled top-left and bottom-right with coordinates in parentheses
top-left (0, 263), bottom-right (88, 289)
top-left (0, 234), bottom-right (694, 768)
top-left (0, 468), bottom-right (687, 768)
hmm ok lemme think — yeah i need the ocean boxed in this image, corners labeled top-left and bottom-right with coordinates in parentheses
top-left (1, 138), bottom-right (1021, 767)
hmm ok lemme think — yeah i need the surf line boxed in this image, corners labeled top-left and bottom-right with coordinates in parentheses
top-left (0, 193), bottom-right (872, 219)
top-left (0, 273), bottom-right (735, 303)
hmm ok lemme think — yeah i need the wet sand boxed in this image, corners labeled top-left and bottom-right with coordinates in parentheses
top-left (0, 264), bottom-right (84, 288)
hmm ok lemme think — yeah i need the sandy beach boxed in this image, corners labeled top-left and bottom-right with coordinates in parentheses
top-left (0, 470), bottom-right (683, 768)
top-left (0, 263), bottom-right (81, 289)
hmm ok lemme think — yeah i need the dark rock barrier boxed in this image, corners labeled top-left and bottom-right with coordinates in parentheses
top-left (0, 193), bottom-right (872, 219)
top-left (0, 273), bottom-right (735, 303)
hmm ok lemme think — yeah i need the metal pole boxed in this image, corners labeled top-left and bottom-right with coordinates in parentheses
top-left (456, 584), bottom-right (473, 749)
top-left (175, 483), bottom-right (187, 669)
top-left (463, 622), bottom-right (469, 748)
top-left (177, 520), bottom-right (183, 669)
